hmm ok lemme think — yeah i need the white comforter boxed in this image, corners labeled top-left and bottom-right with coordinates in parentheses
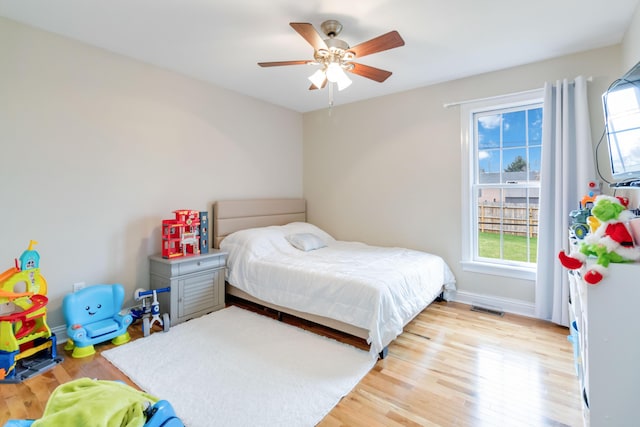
top-left (221, 222), bottom-right (456, 356)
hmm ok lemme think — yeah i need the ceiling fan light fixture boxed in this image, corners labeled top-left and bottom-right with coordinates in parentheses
top-left (335, 70), bottom-right (352, 91)
top-left (325, 62), bottom-right (352, 91)
top-left (325, 62), bottom-right (342, 82)
top-left (316, 48), bottom-right (329, 59)
top-left (308, 68), bottom-right (327, 89)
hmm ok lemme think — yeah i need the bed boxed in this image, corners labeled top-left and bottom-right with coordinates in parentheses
top-left (213, 198), bottom-right (456, 357)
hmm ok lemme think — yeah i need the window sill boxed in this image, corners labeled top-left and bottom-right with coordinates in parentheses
top-left (461, 260), bottom-right (536, 281)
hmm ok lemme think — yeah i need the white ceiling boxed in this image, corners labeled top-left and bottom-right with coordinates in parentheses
top-left (1, 0), bottom-right (638, 112)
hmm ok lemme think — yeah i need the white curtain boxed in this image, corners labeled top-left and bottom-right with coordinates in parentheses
top-left (536, 76), bottom-right (596, 326)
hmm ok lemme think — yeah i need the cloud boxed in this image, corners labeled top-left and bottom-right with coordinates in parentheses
top-left (478, 115), bottom-right (501, 129)
top-left (479, 150), bottom-right (490, 160)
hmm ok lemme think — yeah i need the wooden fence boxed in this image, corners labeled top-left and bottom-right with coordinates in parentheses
top-left (478, 202), bottom-right (539, 237)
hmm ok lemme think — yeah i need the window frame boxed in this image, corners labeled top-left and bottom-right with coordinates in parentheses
top-left (460, 89), bottom-right (544, 280)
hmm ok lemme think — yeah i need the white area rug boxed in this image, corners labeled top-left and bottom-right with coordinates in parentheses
top-left (102, 306), bottom-right (375, 427)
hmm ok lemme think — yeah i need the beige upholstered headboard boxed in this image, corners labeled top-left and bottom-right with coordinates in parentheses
top-left (213, 198), bottom-right (306, 248)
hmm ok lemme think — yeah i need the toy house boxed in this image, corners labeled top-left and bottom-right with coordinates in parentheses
top-left (161, 210), bottom-right (201, 259)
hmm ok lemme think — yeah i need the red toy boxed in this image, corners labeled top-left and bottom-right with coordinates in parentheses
top-left (161, 210), bottom-right (201, 259)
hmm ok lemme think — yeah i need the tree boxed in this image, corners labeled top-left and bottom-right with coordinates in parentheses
top-left (505, 155), bottom-right (527, 172)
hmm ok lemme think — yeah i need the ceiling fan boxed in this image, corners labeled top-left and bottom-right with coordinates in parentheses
top-left (258, 20), bottom-right (405, 92)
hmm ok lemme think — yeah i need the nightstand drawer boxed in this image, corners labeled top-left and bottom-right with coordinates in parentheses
top-left (178, 255), bottom-right (224, 275)
top-left (149, 253), bottom-right (225, 277)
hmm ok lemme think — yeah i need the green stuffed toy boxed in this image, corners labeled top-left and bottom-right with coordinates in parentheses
top-left (559, 195), bottom-right (640, 284)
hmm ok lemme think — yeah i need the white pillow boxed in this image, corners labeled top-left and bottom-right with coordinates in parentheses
top-left (281, 222), bottom-right (335, 242)
top-left (221, 226), bottom-right (293, 259)
top-left (285, 233), bottom-right (327, 251)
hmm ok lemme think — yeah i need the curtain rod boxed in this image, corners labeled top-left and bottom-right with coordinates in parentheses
top-left (443, 76), bottom-right (593, 109)
top-left (443, 88), bottom-right (542, 108)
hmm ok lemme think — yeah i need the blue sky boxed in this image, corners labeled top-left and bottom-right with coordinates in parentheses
top-left (477, 107), bottom-right (543, 179)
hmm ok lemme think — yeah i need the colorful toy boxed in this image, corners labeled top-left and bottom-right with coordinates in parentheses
top-left (559, 195), bottom-right (640, 284)
top-left (199, 211), bottom-right (209, 254)
top-left (4, 378), bottom-right (184, 427)
top-left (62, 284), bottom-right (132, 358)
top-left (131, 287), bottom-right (171, 337)
top-left (568, 182), bottom-right (601, 239)
top-left (161, 210), bottom-right (201, 259)
top-left (569, 207), bottom-right (591, 240)
top-left (0, 240), bottom-right (62, 382)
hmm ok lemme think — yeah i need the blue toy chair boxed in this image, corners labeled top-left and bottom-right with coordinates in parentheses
top-left (62, 284), bottom-right (132, 358)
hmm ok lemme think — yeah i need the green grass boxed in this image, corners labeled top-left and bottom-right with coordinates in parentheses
top-left (478, 232), bottom-right (538, 263)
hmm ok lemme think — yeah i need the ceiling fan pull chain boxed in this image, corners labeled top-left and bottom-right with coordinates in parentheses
top-left (329, 82), bottom-right (334, 112)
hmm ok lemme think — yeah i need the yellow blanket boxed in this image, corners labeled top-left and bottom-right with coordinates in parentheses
top-left (32, 378), bottom-right (158, 427)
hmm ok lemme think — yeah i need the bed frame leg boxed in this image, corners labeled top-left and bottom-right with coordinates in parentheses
top-left (277, 311), bottom-right (283, 321)
top-left (378, 346), bottom-right (388, 359)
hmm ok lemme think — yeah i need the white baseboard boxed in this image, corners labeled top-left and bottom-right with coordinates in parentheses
top-left (452, 290), bottom-right (536, 318)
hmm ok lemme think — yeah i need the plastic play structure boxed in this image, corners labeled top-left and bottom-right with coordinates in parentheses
top-left (63, 283), bottom-right (133, 358)
top-left (0, 240), bottom-right (62, 382)
top-left (131, 287), bottom-right (171, 337)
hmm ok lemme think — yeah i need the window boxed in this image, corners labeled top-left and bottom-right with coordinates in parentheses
top-left (460, 90), bottom-right (543, 279)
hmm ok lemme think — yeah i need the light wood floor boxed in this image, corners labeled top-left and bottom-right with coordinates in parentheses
top-left (1, 299), bottom-right (583, 426)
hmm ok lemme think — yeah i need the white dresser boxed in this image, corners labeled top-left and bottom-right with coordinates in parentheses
top-left (568, 261), bottom-right (640, 426)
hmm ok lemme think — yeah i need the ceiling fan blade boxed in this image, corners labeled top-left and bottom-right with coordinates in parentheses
top-left (258, 60), bottom-right (312, 67)
top-left (290, 22), bottom-right (328, 51)
top-left (348, 30), bottom-right (405, 58)
top-left (347, 63), bottom-right (393, 82)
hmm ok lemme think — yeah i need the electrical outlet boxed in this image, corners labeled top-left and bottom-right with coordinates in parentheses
top-left (73, 282), bottom-right (86, 292)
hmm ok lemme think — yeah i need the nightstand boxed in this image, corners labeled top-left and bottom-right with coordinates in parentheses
top-left (148, 250), bottom-right (227, 325)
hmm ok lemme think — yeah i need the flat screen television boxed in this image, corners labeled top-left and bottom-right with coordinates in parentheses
top-left (602, 61), bottom-right (640, 186)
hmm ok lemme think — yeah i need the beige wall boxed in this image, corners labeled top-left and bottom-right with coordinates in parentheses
top-left (303, 47), bottom-right (623, 310)
top-left (0, 17), bottom-right (303, 327)
top-left (623, 2), bottom-right (640, 70)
